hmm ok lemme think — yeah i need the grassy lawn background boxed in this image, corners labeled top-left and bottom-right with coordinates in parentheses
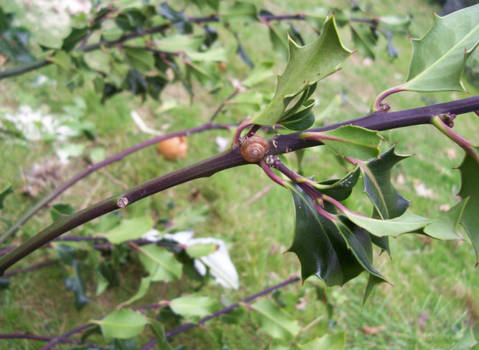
top-left (0, 0), bottom-right (478, 349)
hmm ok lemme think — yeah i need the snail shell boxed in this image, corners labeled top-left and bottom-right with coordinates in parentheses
top-left (240, 136), bottom-right (270, 163)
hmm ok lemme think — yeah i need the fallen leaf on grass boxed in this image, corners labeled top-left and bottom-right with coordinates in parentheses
top-left (417, 311), bottom-right (430, 330)
top-left (362, 325), bottom-right (386, 335)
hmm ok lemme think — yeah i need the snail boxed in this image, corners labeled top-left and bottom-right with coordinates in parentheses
top-left (240, 136), bottom-right (270, 163)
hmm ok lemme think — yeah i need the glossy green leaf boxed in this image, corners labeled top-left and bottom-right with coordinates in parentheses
top-left (351, 24), bottom-right (376, 59)
top-left (124, 48), bottom-right (154, 72)
top-left (458, 148), bottom-right (479, 263)
top-left (84, 50), bottom-right (111, 74)
top-left (62, 27), bottom-right (89, 52)
top-left (300, 332), bottom-right (345, 350)
top-left (404, 5), bottom-right (479, 92)
top-left (154, 35), bottom-right (204, 53)
top-left (423, 199), bottom-right (468, 240)
top-left (220, 2), bottom-right (258, 21)
top-left (289, 186), bottom-right (380, 285)
top-left (362, 147), bottom-right (410, 219)
top-left (242, 61), bottom-right (275, 87)
top-left (170, 294), bottom-right (216, 321)
top-left (49, 50), bottom-right (72, 71)
top-left (158, 2), bottom-right (193, 34)
top-left (103, 216), bottom-right (153, 244)
top-left (251, 16), bottom-right (351, 127)
top-left (0, 185), bottom-right (13, 210)
top-left (378, 15), bottom-right (411, 32)
top-left (93, 309), bottom-right (148, 339)
top-left (138, 245), bottom-right (182, 282)
top-left (362, 274), bottom-right (384, 306)
top-left (250, 298), bottom-right (300, 340)
top-left (316, 167), bottom-right (360, 201)
top-left (307, 125), bottom-right (382, 160)
top-left (121, 276), bottom-right (152, 306)
top-left (186, 47), bottom-right (226, 62)
top-left (334, 219), bottom-right (385, 281)
top-left (343, 210), bottom-right (431, 237)
top-left (186, 243), bottom-right (218, 258)
top-left (268, 22), bottom-right (289, 58)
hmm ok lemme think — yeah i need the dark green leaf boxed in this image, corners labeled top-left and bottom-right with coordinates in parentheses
top-left (115, 9), bottom-right (147, 31)
top-left (0, 277), bottom-right (10, 289)
top-left (317, 167), bottom-right (360, 201)
top-left (362, 147), bottom-right (410, 219)
top-left (158, 2), bottom-right (193, 34)
top-left (362, 274), bottom-right (384, 306)
top-left (65, 260), bottom-right (90, 310)
top-left (0, 185), bottom-right (13, 210)
top-left (289, 186), bottom-right (380, 285)
top-left (62, 27), bottom-right (89, 52)
top-left (458, 148), bottom-right (479, 263)
top-left (149, 319), bottom-right (174, 350)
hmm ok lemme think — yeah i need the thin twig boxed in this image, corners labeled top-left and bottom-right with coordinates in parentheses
top-left (0, 122), bottom-right (232, 243)
top-left (139, 276), bottom-right (301, 349)
top-left (0, 332), bottom-right (104, 348)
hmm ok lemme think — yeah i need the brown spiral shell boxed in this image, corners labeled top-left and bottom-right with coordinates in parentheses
top-left (240, 136), bottom-right (270, 163)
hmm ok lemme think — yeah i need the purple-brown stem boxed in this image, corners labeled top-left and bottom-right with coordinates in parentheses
top-left (1, 96), bottom-right (479, 275)
top-left (40, 324), bottom-right (94, 350)
top-left (0, 122), bottom-right (232, 244)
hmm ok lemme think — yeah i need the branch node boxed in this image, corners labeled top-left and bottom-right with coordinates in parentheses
top-left (117, 197), bottom-right (129, 208)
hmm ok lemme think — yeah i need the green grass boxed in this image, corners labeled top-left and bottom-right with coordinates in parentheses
top-left (1, 0), bottom-right (479, 349)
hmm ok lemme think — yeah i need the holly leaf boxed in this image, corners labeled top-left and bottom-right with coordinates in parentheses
top-left (250, 298), bottom-right (300, 340)
top-left (289, 186), bottom-right (382, 285)
top-left (317, 167), bottom-right (360, 201)
top-left (137, 245), bottom-right (182, 282)
top-left (458, 148), bottom-right (479, 263)
top-left (401, 5), bottom-right (479, 92)
top-left (362, 147), bottom-right (410, 219)
top-left (120, 276), bottom-right (152, 306)
top-left (350, 24), bottom-right (376, 59)
top-left (103, 216), bottom-right (153, 244)
top-left (423, 199), bottom-right (468, 240)
top-left (93, 309), bottom-right (148, 339)
top-left (124, 48), bottom-right (154, 73)
top-left (84, 50), bottom-right (111, 74)
top-left (242, 61), bottom-right (275, 87)
top-left (251, 16), bottom-right (351, 127)
top-left (169, 294), bottom-right (217, 321)
top-left (306, 125), bottom-right (382, 160)
top-left (343, 210), bottom-right (431, 237)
